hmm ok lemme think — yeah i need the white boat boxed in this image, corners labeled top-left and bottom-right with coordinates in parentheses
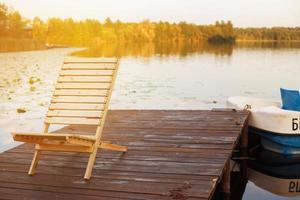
top-left (227, 96), bottom-right (300, 135)
top-left (227, 96), bottom-right (300, 154)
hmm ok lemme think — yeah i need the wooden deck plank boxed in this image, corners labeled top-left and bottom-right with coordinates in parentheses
top-left (0, 171), bottom-right (213, 196)
top-left (0, 110), bottom-right (249, 200)
top-left (0, 182), bottom-right (203, 200)
top-left (0, 151), bottom-right (228, 165)
top-left (0, 161), bottom-right (218, 181)
top-left (8, 146), bottom-right (233, 159)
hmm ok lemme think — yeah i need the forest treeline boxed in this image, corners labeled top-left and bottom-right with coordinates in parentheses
top-left (1, 3), bottom-right (300, 47)
top-left (235, 27), bottom-right (300, 41)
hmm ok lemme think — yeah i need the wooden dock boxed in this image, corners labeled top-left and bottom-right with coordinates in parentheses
top-left (0, 110), bottom-right (249, 200)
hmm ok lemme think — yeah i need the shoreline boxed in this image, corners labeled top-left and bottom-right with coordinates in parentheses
top-left (0, 38), bottom-right (46, 53)
top-left (236, 39), bottom-right (300, 42)
top-left (1, 39), bottom-right (300, 53)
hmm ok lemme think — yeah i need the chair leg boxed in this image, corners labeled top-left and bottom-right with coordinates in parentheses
top-left (84, 147), bottom-right (98, 180)
top-left (28, 150), bottom-right (41, 175)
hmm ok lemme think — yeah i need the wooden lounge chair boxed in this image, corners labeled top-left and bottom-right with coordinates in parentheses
top-left (12, 57), bottom-right (127, 179)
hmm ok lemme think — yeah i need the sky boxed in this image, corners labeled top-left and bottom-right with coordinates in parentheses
top-left (2, 0), bottom-right (300, 27)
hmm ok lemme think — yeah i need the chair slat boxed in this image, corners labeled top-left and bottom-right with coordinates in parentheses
top-left (66, 135), bottom-right (95, 147)
top-left (56, 83), bottom-right (110, 89)
top-left (54, 89), bottom-right (108, 96)
top-left (47, 110), bottom-right (103, 118)
top-left (52, 96), bottom-right (106, 103)
top-left (64, 57), bottom-right (117, 63)
top-left (49, 103), bottom-right (105, 110)
top-left (13, 133), bottom-right (69, 141)
top-left (58, 76), bottom-right (112, 83)
top-left (13, 133), bottom-right (95, 140)
top-left (45, 117), bottom-right (101, 125)
top-left (62, 63), bottom-right (115, 70)
top-left (60, 70), bottom-right (114, 76)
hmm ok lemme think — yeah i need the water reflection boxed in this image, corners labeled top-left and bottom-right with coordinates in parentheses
top-left (244, 181), bottom-right (300, 200)
top-left (72, 41), bottom-right (300, 58)
top-left (236, 41), bottom-right (300, 49)
top-left (72, 42), bottom-right (234, 57)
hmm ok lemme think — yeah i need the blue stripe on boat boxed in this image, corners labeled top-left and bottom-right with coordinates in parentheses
top-left (261, 138), bottom-right (300, 155)
top-left (249, 127), bottom-right (300, 148)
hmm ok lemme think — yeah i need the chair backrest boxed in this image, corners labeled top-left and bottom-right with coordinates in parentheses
top-left (45, 58), bottom-right (119, 126)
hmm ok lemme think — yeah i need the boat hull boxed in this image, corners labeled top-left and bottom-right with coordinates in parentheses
top-left (249, 126), bottom-right (300, 155)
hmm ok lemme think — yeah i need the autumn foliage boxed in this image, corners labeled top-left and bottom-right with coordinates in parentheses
top-left (1, 3), bottom-right (300, 47)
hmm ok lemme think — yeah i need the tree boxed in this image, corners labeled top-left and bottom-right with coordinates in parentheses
top-left (32, 17), bottom-right (47, 41)
top-left (104, 17), bottom-right (113, 27)
top-left (2, 2), bottom-right (300, 46)
top-left (0, 3), bottom-right (8, 36)
top-left (7, 11), bottom-right (25, 38)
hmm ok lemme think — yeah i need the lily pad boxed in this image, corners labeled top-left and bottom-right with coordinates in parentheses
top-left (17, 108), bottom-right (27, 113)
top-left (30, 86), bottom-right (36, 92)
top-left (29, 77), bottom-right (40, 84)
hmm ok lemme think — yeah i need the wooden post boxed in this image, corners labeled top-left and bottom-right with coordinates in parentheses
top-left (240, 115), bottom-right (249, 180)
top-left (221, 160), bottom-right (231, 200)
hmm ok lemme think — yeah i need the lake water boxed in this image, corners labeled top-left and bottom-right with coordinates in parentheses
top-left (0, 41), bottom-right (300, 199)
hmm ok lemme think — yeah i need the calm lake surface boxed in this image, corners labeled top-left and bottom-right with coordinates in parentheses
top-left (0, 41), bottom-right (300, 199)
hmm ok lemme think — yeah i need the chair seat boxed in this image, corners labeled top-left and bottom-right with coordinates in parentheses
top-left (12, 133), bottom-right (96, 147)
